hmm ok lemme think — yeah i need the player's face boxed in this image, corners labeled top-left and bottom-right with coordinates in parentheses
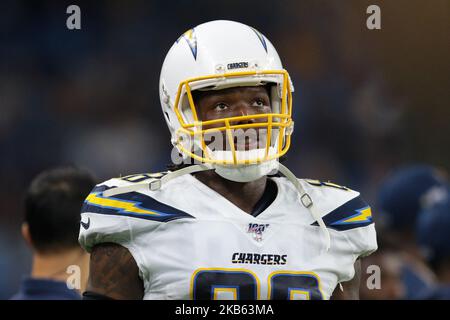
top-left (194, 86), bottom-right (272, 151)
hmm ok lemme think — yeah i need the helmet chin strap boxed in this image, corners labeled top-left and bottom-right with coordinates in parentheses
top-left (277, 163), bottom-right (331, 252)
top-left (103, 161), bottom-right (330, 252)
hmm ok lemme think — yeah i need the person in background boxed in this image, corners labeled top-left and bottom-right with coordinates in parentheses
top-left (416, 186), bottom-right (450, 299)
top-left (371, 164), bottom-right (447, 299)
top-left (359, 249), bottom-right (406, 300)
top-left (11, 166), bottom-right (96, 300)
top-left (378, 165), bottom-right (447, 256)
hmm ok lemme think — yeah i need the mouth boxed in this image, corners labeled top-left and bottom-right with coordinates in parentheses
top-left (203, 129), bottom-right (268, 152)
top-left (234, 135), bottom-right (262, 151)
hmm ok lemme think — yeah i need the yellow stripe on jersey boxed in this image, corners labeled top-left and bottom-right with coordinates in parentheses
top-left (85, 192), bottom-right (162, 216)
top-left (340, 206), bottom-right (372, 224)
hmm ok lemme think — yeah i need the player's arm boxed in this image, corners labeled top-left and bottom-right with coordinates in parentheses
top-left (84, 243), bottom-right (144, 300)
top-left (331, 259), bottom-right (361, 300)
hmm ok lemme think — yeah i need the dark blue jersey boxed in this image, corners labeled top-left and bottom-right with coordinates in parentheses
top-left (10, 277), bottom-right (81, 300)
top-left (401, 263), bottom-right (434, 299)
top-left (416, 285), bottom-right (450, 300)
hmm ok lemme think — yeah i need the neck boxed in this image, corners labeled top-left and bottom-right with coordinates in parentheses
top-left (194, 170), bottom-right (267, 214)
top-left (31, 247), bottom-right (89, 293)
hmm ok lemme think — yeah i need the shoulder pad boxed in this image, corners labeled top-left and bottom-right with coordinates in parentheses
top-left (81, 172), bottom-right (194, 223)
top-left (303, 179), bottom-right (350, 191)
top-left (312, 195), bottom-right (373, 231)
top-left (302, 179), bottom-right (373, 231)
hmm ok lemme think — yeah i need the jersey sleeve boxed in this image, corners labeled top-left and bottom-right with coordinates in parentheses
top-left (303, 180), bottom-right (378, 259)
top-left (78, 175), bottom-right (194, 287)
top-left (79, 182), bottom-right (136, 253)
top-left (78, 176), bottom-right (194, 253)
top-left (77, 180), bottom-right (153, 285)
top-left (342, 219), bottom-right (377, 259)
top-left (320, 194), bottom-right (378, 258)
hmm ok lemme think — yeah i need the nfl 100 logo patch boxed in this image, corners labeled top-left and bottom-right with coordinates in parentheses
top-left (247, 223), bottom-right (269, 242)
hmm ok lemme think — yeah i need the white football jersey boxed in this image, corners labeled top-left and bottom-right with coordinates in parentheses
top-left (79, 172), bottom-right (377, 300)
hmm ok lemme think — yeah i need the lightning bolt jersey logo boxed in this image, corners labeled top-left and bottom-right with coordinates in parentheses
top-left (333, 206), bottom-right (372, 225)
top-left (311, 196), bottom-right (373, 231)
top-left (82, 185), bottom-right (194, 222)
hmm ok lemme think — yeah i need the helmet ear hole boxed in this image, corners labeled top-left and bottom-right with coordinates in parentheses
top-left (164, 109), bottom-right (176, 133)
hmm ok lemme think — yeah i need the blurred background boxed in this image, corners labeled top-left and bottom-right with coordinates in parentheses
top-left (1, 0), bottom-right (449, 299)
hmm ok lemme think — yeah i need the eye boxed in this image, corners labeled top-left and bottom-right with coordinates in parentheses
top-left (214, 103), bottom-right (228, 111)
top-left (253, 99), bottom-right (267, 108)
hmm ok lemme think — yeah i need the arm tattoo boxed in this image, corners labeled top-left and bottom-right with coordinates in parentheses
top-left (87, 243), bottom-right (144, 300)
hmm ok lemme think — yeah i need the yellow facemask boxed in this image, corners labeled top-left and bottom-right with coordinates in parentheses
top-left (172, 70), bottom-right (294, 166)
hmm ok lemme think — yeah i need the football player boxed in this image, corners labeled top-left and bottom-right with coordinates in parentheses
top-left (79, 20), bottom-right (377, 300)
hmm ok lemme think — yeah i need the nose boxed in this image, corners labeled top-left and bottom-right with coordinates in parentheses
top-left (231, 103), bottom-right (256, 125)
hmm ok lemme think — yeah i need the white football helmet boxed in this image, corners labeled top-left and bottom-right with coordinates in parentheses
top-left (159, 20), bottom-right (295, 182)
